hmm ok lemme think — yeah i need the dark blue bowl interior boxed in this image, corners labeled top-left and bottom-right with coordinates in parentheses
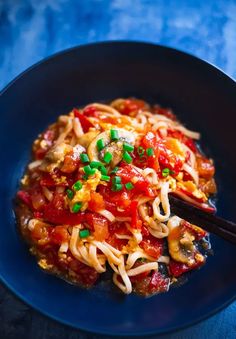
top-left (0, 42), bottom-right (236, 336)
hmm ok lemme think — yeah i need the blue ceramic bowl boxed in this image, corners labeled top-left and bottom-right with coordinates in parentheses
top-left (0, 41), bottom-right (236, 336)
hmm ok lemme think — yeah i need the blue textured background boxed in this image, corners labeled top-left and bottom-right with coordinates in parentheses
top-left (0, 0), bottom-right (236, 338)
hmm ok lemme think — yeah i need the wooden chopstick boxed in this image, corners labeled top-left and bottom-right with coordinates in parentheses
top-left (169, 195), bottom-right (236, 244)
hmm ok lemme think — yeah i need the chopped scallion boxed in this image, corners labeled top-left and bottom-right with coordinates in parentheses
top-left (72, 202), bottom-right (82, 213)
top-left (99, 165), bottom-right (107, 175)
top-left (123, 142), bottom-right (134, 152)
top-left (73, 180), bottom-right (83, 191)
top-left (123, 151), bottom-right (132, 164)
top-left (101, 175), bottom-right (110, 182)
top-left (110, 129), bottom-right (119, 141)
top-left (90, 161), bottom-right (102, 169)
top-left (111, 166), bottom-right (119, 174)
top-left (125, 182), bottom-right (134, 190)
top-left (112, 176), bottom-right (121, 184)
top-left (79, 229), bottom-right (90, 238)
top-left (112, 183), bottom-right (123, 191)
top-left (97, 139), bottom-right (105, 151)
top-left (83, 165), bottom-right (96, 176)
top-left (80, 153), bottom-right (89, 163)
top-left (162, 168), bottom-right (170, 177)
top-left (104, 152), bottom-right (112, 164)
top-left (66, 189), bottom-right (74, 200)
top-left (146, 147), bottom-right (154, 156)
top-left (137, 146), bottom-right (145, 157)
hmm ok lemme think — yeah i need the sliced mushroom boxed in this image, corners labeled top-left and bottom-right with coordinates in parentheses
top-left (45, 142), bottom-right (73, 163)
top-left (87, 128), bottom-right (136, 167)
top-left (167, 217), bottom-right (196, 265)
top-left (77, 130), bottom-right (100, 148)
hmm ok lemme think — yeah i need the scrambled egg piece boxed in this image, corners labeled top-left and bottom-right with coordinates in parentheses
top-left (70, 170), bottom-right (102, 211)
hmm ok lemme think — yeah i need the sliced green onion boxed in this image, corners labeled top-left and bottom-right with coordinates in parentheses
top-left (73, 180), bottom-right (83, 191)
top-left (72, 202), bottom-right (82, 213)
top-left (137, 146), bottom-right (145, 157)
top-left (79, 229), bottom-right (90, 238)
top-left (162, 168), bottom-right (170, 177)
top-left (112, 176), bottom-right (121, 184)
top-left (146, 147), bottom-right (154, 156)
top-left (112, 183), bottom-right (123, 192)
top-left (110, 129), bottom-right (119, 141)
top-left (123, 142), bottom-right (134, 152)
top-left (80, 153), bottom-right (89, 163)
top-left (83, 165), bottom-right (92, 175)
top-left (104, 152), bottom-right (112, 164)
top-left (83, 165), bottom-right (96, 176)
top-left (89, 168), bottom-right (96, 176)
top-left (125, 182), bottom-right (134, 190)
top-left (90, 161), bottom-right (102, 169)
top-left (99, 165), bottom-right (107, 175)
top-left (97, 139), bottom-right (105, 151)
top-left (123, 151), bottom-right (132, 164)
top-left (110, 166), bottom-right (119, 174)
top-left (66, 189), bottom-right (74, 200)
top-left (101, 175), bottom-right (110, 182)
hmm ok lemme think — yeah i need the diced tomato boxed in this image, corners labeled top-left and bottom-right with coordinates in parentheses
top-left (169, 259), bottom-right (203, 277)
top-left (43, 193), bottom-right (82, 225)
top-left (107, 223), bottom-right (129, 250)
top-left (181, 220), bottom-right (207, 240)
top-left (88, 192), bottom-right (105, 212)
top-left (31, 222), bottom-right (51, 242)
top-left (31, 191), bottom-right (46, 211)
top-left (61, 150), bottom-right (81, 174)
top-left (130, 201), bottom-right (142, 229)
top-left (98, 185), bottom-right (132, 211)
top-left (40, 172), bottom-right (55, 187)
top-left (140, 235), bottom-right (163, 259)
top-left (17, 190), bottom-right (32, 208)
top-left (148, 271), bottom-right (170, 293)
top-left (114, 99), bottom-right (147, 116)
top-left (117, 164), bottom-right (155, 197)
top-left (139, 131), bottom-right (183, 175)
top-left (196, 156), bottom-right (215, 180)
top-left (69, 259), bottom-right (99, 287)
top-left (134, 271), bottom-right (170, 295)
top-left (50, 226), bottom-right (69, 244)
top-left (92, 216), bottom-right (109, 241)
top-left (73, 108), bottom-right (94, 132)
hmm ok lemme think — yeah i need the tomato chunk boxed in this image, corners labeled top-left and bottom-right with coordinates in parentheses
top-left (88, 192), bottom-right (105, 212)
top-left (140, 235), bottom-right (163, 259)
top-left (73, 108), bottom-right (94, 132)
top-left (50, 226), bottom-right (69, 244)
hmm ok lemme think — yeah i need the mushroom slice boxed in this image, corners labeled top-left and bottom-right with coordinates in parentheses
top-left (45, 142), bottom-right (73, 163)
top-left (87, 128), bottom-right (136, 167)
top-left (77, 131), bottom-right (100, 148)
top-left (167, 217), bottom-right (198, 265)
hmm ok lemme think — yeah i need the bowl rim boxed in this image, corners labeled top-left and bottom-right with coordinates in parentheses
top-left (0, 40), bottom-right (236, 336)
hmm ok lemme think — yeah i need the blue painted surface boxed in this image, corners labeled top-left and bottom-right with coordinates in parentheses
top-left (0, 1), bottom-right (236, 338)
